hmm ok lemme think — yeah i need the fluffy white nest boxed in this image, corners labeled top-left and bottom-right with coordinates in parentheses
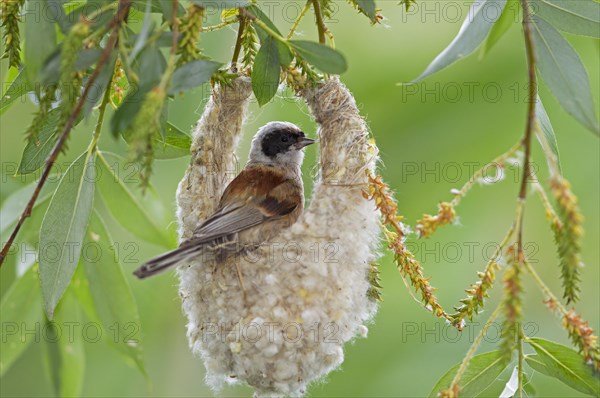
top-left (176, 77), bottom-right (381, 396)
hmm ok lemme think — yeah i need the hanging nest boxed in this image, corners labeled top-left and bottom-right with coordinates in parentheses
top-left (176, 77), bottom-right (381, 396)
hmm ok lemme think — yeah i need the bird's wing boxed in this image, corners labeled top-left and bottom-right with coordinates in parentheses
top-left (184, 167), bottom-right (301, 244)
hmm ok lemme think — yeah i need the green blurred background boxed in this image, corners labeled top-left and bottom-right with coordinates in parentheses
top-left (1, 1), bottom-right (598, 397)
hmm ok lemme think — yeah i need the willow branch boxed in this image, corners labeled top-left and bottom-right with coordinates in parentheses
top-left (522, 259), bottom-right (568, 317)
top-left (287, 0), bottom-right (312, 39)
top-left (170, 0), bottom-right (179, 57)
top-left (450, 141), bottom-right (522, 208)
top-left (0, 0), bottom-right (133, 266)
top-left (231, 13), bottom-right (247, 71)
top-left (202, 19), bottom-right (237, 32)
top-left (517, 324), bottom-right (525, 397)
top-left (517, 0), bottom-right (538, 253)
top-left (311, 0), bottom-right (326, 44)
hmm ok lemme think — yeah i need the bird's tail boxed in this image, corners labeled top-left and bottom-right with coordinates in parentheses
top-left (134, 244), bottom-right (201, 279)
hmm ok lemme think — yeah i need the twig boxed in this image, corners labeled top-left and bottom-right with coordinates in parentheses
top-left (311, 0), bottom-right (326, 44)
top-left (325, 27), bottom-right (335, 48)
top-left (517, 324), bottom-right (524, 397)
top-left (447, 303), bottom-right (504, 394)
top-left (449, 200), bottom-right (523, 326)
top-left (517, 0), bottom-right (538, 253)
top-left (151, 0), bottom-right (178, 95)
top-left (118, 28), bottom-right (138, 84)
top-left (0, 0), bottom-right (133, 266)
top-left (450, 141), bottom-right (522, 208)
top-left (201, 19), bottom-right (237, 32)
top-left (88, 69), bottom-right (114, 152)
top-left (241, 8), bottom-right (284, 43)
top-left (170, 0), bottom-right (179, 57)
top-left (287, 0), bottom-right (312, 39)
top-left (522, 259), bottom-right (568, 317)
top-left (531, 174), bottom-right (561, 226)
top-left (231, 13), bottom-right (247, 71)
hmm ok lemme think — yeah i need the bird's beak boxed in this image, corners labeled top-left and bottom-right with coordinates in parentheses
top-left (295, 137), bottom-right (317, 149)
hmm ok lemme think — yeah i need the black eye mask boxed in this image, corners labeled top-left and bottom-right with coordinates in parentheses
top-left (262, 130), bottom-right (301, 158)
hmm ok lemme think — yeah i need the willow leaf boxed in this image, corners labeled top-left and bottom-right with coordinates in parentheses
top-left (39, 151), bottom-right (96, 319)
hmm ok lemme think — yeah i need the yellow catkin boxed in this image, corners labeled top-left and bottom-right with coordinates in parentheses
top-left (416, 201), bottom-right (456, 238)
top-left (365, 173), bottom-right (456, 327)
top-left (177, 4), bottom-right (204, 66)
top-left (550, 176), bottom-right (583, 303)
top-left (1, 0), bottom-right (25, 68)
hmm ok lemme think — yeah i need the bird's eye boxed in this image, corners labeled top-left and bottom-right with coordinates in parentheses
top-left (281, 136), bottom-right (289, 143)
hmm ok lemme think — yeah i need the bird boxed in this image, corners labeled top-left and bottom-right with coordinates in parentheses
top-left (133, 121), bottom-right (316, 280)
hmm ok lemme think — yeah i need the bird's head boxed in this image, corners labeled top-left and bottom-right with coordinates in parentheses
top-left (249, 121), bottom-right (316, 168)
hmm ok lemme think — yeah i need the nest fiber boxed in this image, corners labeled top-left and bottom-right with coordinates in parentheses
top-left (176, 78), bottom-right (381, 396)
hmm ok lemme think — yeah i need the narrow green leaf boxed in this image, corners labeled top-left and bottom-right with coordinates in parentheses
top-left (128, 0), bottom-right (156, 63)
top-left (39, 151), bottom-right (97, 319)
top-left (40, 48), bottom-right (103, 86)
top-left (17, 108), bottom-right (60, 174)
top-left (96, 153), bottom-right (171, 247)
top-left (498, 366), bottom-right (536, 398)
top-left (98, 152), bottom-right (177, 237)
top-left (523, 372), bottom-right (537, 397)
top-left (46, 0), bottom-right (68, 33)
top-left (168, 59), bottom-right (222, 95)
top-left (412, 0), bottom-right (508, 82)
top-left (535, 95), bottom-right (562, 173)
top-left (159, 96), bottom-right (169, 140)
top-left (82, 53), bottom-right (118, 117)
top-left (289, 40), bottom-right (348, 74)
top-left (17, 107), bottom-right (84, 175)
top-left (0, 67), bottom-right (33, 115)
top-left (130, 31), bottom-right (176, 48)
top-left (154, 122), bottom-right (192, 159)
top-left (527, 338), bottom-right (600, 396)
top-left (70, 264), bottom-right (102, 324)
top-left (58, 0), bottom-right (115, 34)
top-left (131, 0), bottom-right (164, 13)
top-left (429, 351), bottom-right (510, 397)
top-left (111, 45), bottom-right (166, 137)
top-left (531, 15), bottom-right (600, 135)
top-left (352, 0), bottom-right (377, 22)
top-left (0, 265), bottom-right (43, 377)
top-left (530, 0), bottom-right (600, 38)
top-left (42, 293), bottom-right (85, 397)
top-left (24, 0), bottom-right (57, 84)
top-left (481, 0), bottom-right (520, 57)
top-left (111, 83), bottom-right (152, 138)
top-left (525, 353), bottom-right (550, 374)
top-left (82, 212), bottom-right (146, 375)
top-left (190, 0), bottom-right (249, 10)
top-left (246, 5), bottom-right (293, 66)
top-left (133, 44), bottom-right (167, 87)
top-left (158, 0), bottom-right (186, 20)
top-left (252, 35), bottom-right (281, 106)
top-left (1, 185), bottom-right (56, 251)
top-left (0, 182), bottom-right (56, 236)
